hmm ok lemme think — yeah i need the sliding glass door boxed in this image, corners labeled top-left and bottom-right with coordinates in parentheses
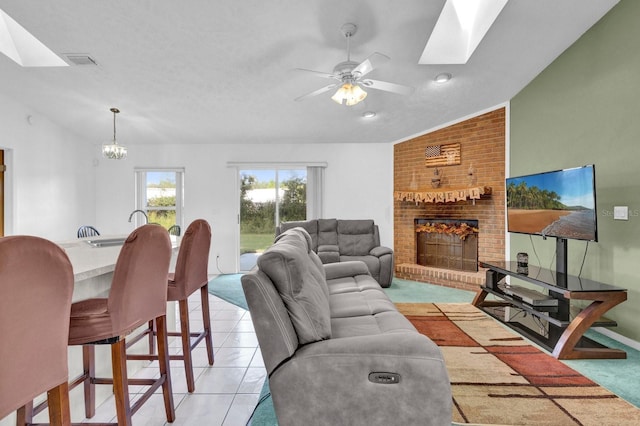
top-left (239, 168), bottom-right (307, 271)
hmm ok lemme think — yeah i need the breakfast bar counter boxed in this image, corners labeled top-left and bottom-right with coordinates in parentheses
top-left (58, 235), bottom-right (180, 301)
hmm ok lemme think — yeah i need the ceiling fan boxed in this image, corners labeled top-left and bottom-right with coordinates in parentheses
top-left (294, 23), bottom-right (414, 106)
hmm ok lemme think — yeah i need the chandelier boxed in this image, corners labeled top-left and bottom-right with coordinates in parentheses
top-left (102, 107), bottom-right (127, 160)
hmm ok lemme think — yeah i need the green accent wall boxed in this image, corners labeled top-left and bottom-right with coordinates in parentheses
top-left (510, 0), bottom-right (640, 342)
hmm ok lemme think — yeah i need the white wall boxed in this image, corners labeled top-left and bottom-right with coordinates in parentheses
top-left (0, 93), bottom-right (96, 241)
top-left (1, 89), bottom-right (394, 271)
top-left (95, 142), bottom-right (394, 273)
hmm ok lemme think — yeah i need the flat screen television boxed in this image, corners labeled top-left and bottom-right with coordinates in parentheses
top-left (506, 165), bottom-right (597, 242)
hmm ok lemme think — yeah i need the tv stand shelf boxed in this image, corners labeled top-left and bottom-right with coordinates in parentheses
top-left (474, 261), bottom-right (627, 360)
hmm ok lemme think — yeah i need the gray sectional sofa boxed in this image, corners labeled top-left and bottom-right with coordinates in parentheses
top-left (241, 227), bottom-right (452, 426)
top-left (276, 218), bottom-right (394, 287)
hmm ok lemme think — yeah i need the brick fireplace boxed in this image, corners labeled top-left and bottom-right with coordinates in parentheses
top-left (415, 219), bottom-right (479, 272)
top-left (394, 108), bottom-right (506, 292)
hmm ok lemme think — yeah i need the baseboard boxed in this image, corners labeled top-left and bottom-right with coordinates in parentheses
top-left (593, 327), bottom-right (640, 352)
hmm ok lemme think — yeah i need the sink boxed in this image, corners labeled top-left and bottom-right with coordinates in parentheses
top-left (86, 237), bottom-right (127, 247)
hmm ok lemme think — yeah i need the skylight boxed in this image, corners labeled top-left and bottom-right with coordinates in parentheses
top-left (419, 0), bottom-right (508, 65)
top-left (0, 8), bottom-right (68, 67)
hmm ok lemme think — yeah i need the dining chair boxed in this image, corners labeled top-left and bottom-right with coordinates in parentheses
top-left (127, 219), bottom-right (213, 392)
top-left (67, 224), bottom-right (175, 425)
top-left (0, 236), bottom-right (74, 426)
top-left (168, 224), bottom-right (181, 236)
top-left (77, 225), bottom-right (100, 238)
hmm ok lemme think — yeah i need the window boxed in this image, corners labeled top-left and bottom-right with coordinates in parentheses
top-left (134, 168), bottom-right (184, 230)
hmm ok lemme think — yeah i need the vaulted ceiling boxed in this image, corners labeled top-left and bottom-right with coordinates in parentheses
top-left (0, 0), bottom-right (619, 146)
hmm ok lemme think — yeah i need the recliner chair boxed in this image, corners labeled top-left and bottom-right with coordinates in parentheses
top-left (277, 219), bottom-right (394, 287)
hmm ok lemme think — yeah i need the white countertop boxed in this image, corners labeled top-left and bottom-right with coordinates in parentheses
top-left (58, 235), bottom-right (181, 282)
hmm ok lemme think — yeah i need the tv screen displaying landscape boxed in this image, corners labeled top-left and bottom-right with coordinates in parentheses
top-left (506, 165), bottom-right (597, 241)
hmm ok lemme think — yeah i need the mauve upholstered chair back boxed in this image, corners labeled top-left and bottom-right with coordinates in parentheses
top-left (0, 236), bottom-right (74, 418)
top-left (168, 219), bottom-right (211, 301)
top-left (107, 224), bottom-right (172, 335)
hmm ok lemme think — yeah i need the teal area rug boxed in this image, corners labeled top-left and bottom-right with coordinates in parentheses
top-left (208, 274), bottom-right (640, 424)
top-left (384, 277), bottom-right (475, 303)
top-left (208, 273), bottom-right (247, 310)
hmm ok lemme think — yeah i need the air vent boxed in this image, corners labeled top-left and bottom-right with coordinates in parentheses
top-left (63, 54), bottom-right (98, 66)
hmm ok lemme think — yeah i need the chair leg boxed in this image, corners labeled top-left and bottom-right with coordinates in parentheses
top-left (200, 284), bottom-right (215, 365)
top-left (15, 401), bottom-right (34, 426)
top-left (111, 339), bottom-right (133, 426)
top-left (46, 381), bottom-right (72, 426)
top-left (178, 299), bottom-right (195, 393)
top-left (148, 319), bottom-right (156, 354)
top-left (156, 315), bottom-right (176, 422)
top-left (82, 345), bottom-right (96, 418)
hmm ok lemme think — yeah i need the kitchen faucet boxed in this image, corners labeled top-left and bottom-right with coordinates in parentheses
top-left (128, 209), bottom-right (149, 224)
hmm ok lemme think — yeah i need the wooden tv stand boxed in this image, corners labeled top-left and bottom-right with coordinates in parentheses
top-left (473, 261), bottom-right (627, 360)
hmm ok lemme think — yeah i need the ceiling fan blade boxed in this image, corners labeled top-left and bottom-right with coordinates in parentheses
top-left (352, 52), bottom-right (390, 77)
top-left (361, 79), bottom-right (414, 96)
top-left (295, 68), bottom-right (340, 80)
top-left (294, 83), bottom-right (339, 102)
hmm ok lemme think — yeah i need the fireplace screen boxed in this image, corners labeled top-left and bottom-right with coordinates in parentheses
top-left (415, 219), bottom-right (478, 272)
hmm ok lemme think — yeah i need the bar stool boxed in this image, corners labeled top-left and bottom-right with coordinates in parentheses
top-left (68, 224), bottom-right (175, 425)
top-left (128, 219), bottom-right (213, 392)
top-left (77, 226), bottom-right (100, 238)
top-left (0, 236), bottom-right (74, 426)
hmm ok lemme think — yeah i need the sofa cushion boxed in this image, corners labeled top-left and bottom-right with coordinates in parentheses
top-left (317, 218), bottom-right (338, 246)
top-left (258, 228), bottom-right (331, 344)
top-left (337, 220), bottom-right (376, 255)
top-left (279, 220), bottom-right (318, 250)
top-left (330, 311), bottom-right (418, 338)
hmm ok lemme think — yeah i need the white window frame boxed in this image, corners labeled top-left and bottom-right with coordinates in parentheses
top-left (134, 167), bottom-right (185, 228)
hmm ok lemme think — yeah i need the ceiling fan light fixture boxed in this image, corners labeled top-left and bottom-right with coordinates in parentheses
top-left (331, 83), bottom-right (367, 106)
top-left (102, 107), bottom-right (127, 160)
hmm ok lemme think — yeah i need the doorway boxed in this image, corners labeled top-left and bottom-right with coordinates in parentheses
top-left (239, 168), bottom-right (307, 271)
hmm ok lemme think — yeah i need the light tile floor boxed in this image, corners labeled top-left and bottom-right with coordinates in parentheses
top-left (50, 293), bottom-right (265, 425)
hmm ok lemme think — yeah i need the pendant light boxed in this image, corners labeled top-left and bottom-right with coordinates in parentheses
top-left (102, 107), bottom-right (127, 160)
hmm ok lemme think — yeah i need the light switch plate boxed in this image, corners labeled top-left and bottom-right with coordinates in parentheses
top-left (614, 206), bottom-right (629, 220)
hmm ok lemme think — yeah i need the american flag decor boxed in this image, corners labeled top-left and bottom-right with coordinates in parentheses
top-left (425, 145), bottom-right (441, 158)
top-left (425, 143), bottom-right (461, 167)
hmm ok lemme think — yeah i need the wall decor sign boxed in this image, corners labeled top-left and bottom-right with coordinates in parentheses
top-left (394, 186), bottom-right (492, 204)
top-left (425, 143), bottom-right (461, 167)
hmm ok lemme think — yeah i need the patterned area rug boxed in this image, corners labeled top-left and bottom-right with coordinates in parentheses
top-left (397, 303), bottom-right (640, 426)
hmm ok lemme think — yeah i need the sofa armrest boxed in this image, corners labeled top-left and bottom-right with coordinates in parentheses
top-left (369, 245), bottom-right (393, 257)
top-left (318, 245), bottom-right (340, 264)
top-left (318, 244), bottom-right (339, 253)
top-left (323, 261), bottom-right (370, 280)
top-left (241, 271), bottom-right (299, 375)
top-left (269, 332), bottom-right (452, 426)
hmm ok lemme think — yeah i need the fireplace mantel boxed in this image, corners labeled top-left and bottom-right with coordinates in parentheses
top-left (395, 186), bottom-right (491, 204)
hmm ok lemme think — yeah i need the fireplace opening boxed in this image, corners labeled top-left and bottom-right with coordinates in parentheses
top-left (415, 219), bottom-right (479, 272)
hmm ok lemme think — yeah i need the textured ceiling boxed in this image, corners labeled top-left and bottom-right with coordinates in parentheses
top-left (0, 0), bottom-right (619, 146)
